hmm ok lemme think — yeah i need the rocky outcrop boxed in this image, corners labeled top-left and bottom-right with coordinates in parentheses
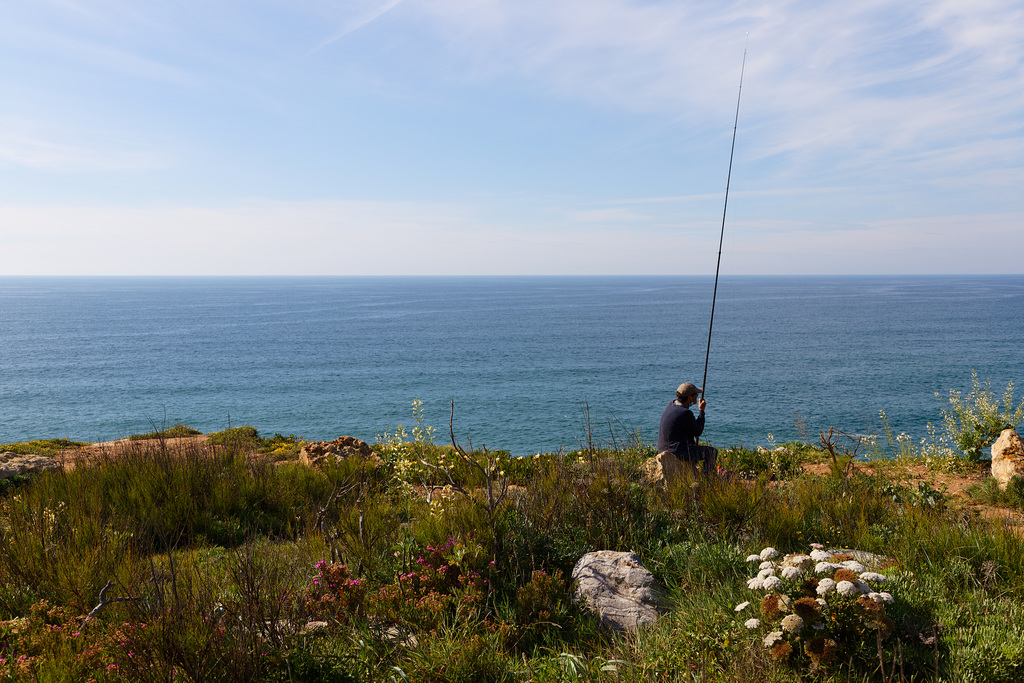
top-left (642, 452), bottom-right (691, 490)
top-left (0, 452), bottom-right (61, 480)
top-left (992, 429), bottom-right (1024, 491)
top-left (572, 551), bottom-right (666, 630)
top-left (299, 437), bottom-right (375, 469)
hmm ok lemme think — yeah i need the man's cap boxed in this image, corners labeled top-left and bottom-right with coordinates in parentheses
top-left (676, 382), bottom-right (702, 397)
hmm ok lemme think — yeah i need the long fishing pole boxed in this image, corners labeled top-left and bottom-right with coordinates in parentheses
top-left (701, 39), bottom-right (747, 400)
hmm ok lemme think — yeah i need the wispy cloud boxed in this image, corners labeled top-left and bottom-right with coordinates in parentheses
top-left (308, 0), bottom-right (404, 54)
top-left (0, 18), bottom-right (196, 86)
top-left (409, 0), bottom-right (1024, 183)
top-left (0, 119), bottom-right (168, 172)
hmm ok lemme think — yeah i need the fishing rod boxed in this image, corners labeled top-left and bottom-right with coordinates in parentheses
top-left (701, 38), bottom-right (747, 400)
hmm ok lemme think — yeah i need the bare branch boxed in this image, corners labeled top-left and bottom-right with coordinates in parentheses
top-left (81, 581), bottom-right (141, 629)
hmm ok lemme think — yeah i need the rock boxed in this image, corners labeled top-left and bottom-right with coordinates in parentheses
top-left (300, 621), bottom-right (329, 636)
top-left (368, 617), bottom-right (419, 648)
top-left (299, 437), bottom-right (375, 468)
top-left (572, 550), bottom-right (666, 630)
top-left (824, 549), bottom-right (890, 569)
top-left (642, 452), bottom-right (691, 490)
top-left (0, 452), bottom-right (60, 480)
top-left (991, 429), bottom-right (1024, 491)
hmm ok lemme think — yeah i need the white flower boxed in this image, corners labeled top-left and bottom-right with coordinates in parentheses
top-left (855, 581), bottom-right (871, 594)
top-left (867, 592), bottom-right (884, 603)
top-left (840, 560), bottom-right (866, 573)
top-left (758, 568), bottom-right (776, 579)
top-left (813, 622), bottom-right (826, 630)
top-left (815, 562), bottom-right (838, 574)
top-left (762, 576), bottom-right (783, 591)
top-left (837, 580), bottom-right (858, 597)
top-left (859, 572), bottom-right (887, 583)
top-left (810, 549), bottom-right (831, 562)
top-left (735, 601), bottom-right (751, 612)
top-left (746, 554), bottom-right (762, 563)
top-left (747, 577), bottom-right (765, 590)
top-left (781, 614), bottom-right (804, 633)
top-left (779, 595), bottom-right (793, 612)
top-left (781, 566), bottom-right (803, 581)
top-left (745, 618), bottom-right (761, 629)
top-left (816, 598), bottom-right (828, 608)
top-left (759, 560), bottom-right (777, 571)
top-left (878, 592), bottom-right (895, 604)
top-left (763, 631), bottom-right (784, 648)
top-left (760, 547), bottom-right (779, 560)
top-left (816, 579), bottom-right (836, 596)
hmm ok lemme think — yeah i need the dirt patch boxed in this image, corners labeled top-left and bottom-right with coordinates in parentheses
top-left (55, 435), bottom-right (213, 470)
top-left (801, 460), bottom-right (1024, 531)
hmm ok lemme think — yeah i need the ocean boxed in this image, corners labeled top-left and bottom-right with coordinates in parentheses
top-left (1, 276), bottom-right (1021, 456)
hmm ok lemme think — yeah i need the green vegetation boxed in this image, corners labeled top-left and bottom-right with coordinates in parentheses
top-left (0, 385), bottom-right (1022, 682)
top-left (208, 425), bottom-right (306, 460)
top-left (937, 371), bottom-right (1024, 461)
top-left (0, 438), bottom-right (88, 457)
top-left (128, 423), bottom-right (203, 440)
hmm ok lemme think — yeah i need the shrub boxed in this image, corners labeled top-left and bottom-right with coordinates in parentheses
top-left (208, 425), bottom-right (261, 449)
top-left (738, 546), bottom-right (899, 675)
top-left (938, 372), bottom-right (1024, 461)
top-left (305, 537), bottom-right (494, 633)
top-left (719, 444), bottom-right (802, 480)
top-left (128, 423), bottom-right (202, 440)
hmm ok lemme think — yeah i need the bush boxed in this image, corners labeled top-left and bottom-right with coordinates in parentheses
top-left (938, 372), bottom-right (1024, 461)
top-left (128, 423), bottom-right (202, 440)
top-left (208, 425), bottom-right (261, 449)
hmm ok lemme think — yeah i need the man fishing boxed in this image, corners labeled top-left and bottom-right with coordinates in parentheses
top-left (657, 382), bottom-right (718, 475)
top-left (657, 43), bottom-right (744, 478)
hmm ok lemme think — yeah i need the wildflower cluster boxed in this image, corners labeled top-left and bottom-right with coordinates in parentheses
top-left (877, 409), bottom-right (971, 473)
top-left (305, 562), bottom-right (368, 623)
top-left (736, 544), bottom-right (897, 673)
top-left (305, 538), bottom-right (494, 632)
top-left (0, 601), bottom-right (111, 680)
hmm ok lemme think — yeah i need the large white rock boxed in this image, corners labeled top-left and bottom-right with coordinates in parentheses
top-left (991, 429), bottom-right (1024, 491)
top-left (572, 550), bottom-right (666, 630)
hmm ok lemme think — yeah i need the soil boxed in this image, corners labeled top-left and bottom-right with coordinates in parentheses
top-left (801, 460), bottom-right (1024, 531)
top-left (55, 435), bottom-right (212, 470)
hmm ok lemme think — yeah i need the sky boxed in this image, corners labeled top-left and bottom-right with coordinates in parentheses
top-left (1, 0), bottom-right (1022, 275)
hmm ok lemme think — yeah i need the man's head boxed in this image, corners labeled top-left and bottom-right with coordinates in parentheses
top-left (676, 382), bottom-right (702, 401)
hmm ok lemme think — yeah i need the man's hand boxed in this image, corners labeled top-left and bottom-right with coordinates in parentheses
top-left (698, 398), bottom-right (707, 412)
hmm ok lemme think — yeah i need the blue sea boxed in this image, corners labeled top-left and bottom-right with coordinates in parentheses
top-left (1, 276), bottom-right (1021, 456)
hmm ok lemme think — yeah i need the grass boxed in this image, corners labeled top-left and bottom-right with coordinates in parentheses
top-left (1, 423), bottom-right (1023, 681)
